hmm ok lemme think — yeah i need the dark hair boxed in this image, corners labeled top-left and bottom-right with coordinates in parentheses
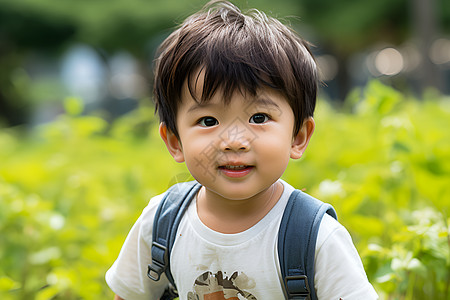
top-left (153, 0), bottom-right (318, 138)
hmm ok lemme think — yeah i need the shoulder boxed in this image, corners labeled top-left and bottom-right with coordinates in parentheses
top-left (144, 192), bottom-right (166, 215)
top-left (314, 214), bottom-right (379, 299)
top-left (138, 192), bottom-right (167, 236)
top-left (316, 213), bottom-right (344, 251)
top-left (315, 214), bottom-right (360, 264)
top-left (105, 191), bottom-right (171, 299)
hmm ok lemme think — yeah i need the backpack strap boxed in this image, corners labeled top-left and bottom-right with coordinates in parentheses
top-left (147, 181), bottom-right (201, 289)
top-left (278, 189), bottom-right (337, 300)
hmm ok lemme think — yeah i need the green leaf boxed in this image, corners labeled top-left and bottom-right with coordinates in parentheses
top-left (63, 97), bottom-right (84, 116)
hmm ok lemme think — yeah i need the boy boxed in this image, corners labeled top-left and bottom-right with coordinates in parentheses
top-left (106, 1), bottom-right (378, 299)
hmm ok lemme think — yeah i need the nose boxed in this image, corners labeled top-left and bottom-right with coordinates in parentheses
top-left (221, 138), bottom-right (250, 152)
top-left (219, 124), bottom-right (252, 152)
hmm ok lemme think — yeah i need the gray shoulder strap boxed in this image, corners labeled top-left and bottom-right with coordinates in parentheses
top-left (147, 181), bottom-right (201, 289)
top-left (277, 189), bottom-right (337, 300)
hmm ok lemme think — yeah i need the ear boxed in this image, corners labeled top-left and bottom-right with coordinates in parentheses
top-left (159, 123), bottom-right (185, 163)
top-left (290, 117), bottom-right (315, 159)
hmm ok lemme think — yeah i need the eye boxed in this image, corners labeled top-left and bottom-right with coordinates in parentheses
top-left (249, 113), bottom-right (269, 124)
top-left (198, 116), bottom-right (219, 127)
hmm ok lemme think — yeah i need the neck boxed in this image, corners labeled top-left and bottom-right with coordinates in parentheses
top-left (196, 181), bottom-right (283, 233)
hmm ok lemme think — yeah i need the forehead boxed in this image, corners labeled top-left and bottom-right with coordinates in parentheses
top-left (180, 71), bottom-right (288, 116)
top-left (181, 67), bottom-right (277, 105)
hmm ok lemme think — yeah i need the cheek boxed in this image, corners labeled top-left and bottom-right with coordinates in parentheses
top-left (259, 137), bottom-right (292, 167)
top-left (182, 136), bottom-right (218, 164)
top-left (262, 129), bottom-right (293, 153)
top-left (261, 151), bottom-right (290, 182)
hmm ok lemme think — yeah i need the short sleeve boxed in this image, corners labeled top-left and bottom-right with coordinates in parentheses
top-left (314, 214), bottom-right (379, 299)
top-left (105, 194), bottom-right (169, 300)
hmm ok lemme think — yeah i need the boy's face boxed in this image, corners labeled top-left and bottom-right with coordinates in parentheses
top-left (160, 75), bottom-right (315, 201)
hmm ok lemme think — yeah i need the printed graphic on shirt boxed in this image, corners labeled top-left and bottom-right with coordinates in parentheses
top-left (187, 270), bottom-right (257, 300)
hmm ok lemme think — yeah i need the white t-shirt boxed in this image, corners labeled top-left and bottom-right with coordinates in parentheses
top-left (106, 180), bottom-right (378, 299)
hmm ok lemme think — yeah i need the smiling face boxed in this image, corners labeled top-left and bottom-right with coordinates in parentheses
top-left (160, 78), bottom-right (315, 202)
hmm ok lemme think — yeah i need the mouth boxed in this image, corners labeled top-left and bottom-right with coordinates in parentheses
top-left (220, 165), bottom-right (248, 170)
top-left (218, 164), bottom-right (254, 178)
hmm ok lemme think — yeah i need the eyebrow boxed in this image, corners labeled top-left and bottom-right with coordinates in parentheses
top-left (187, 102), bottom-right (216, 113)
top-left (251, 97), bottom-right (280, 110)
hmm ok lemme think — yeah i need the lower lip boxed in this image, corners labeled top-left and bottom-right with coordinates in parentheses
top-left (219, 166), bottom-right (254, 178)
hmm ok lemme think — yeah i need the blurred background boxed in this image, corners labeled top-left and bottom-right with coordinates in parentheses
top-left (0, 0), bottom-right (449, 128)
top-left (1, 1), bottom-right (450, 299)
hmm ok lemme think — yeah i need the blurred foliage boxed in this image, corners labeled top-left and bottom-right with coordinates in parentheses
top-left (1, 0), bottom-right (450, 126)
top-left (0, 0), bottom-right (208, 126)
top-left (0, 81), bottom-right (449, 299)
top-left (0, 97), bottom-right (187, 299)
top-left (300, 0), bottom-right (450, 52)
top-left (300, 0), bottom-right (409, 53)
top-left (0, 0), bottom-right (205, 53)
top-left (284, 81), bottom-right (450, 299)
top-left (0, 0), bottom-right (305, 54)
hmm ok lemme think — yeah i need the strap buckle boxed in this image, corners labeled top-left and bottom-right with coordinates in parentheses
top-left (284, 275), bottom-right (310, 300)
top-left (148, 261), bottom-right (164, 281)
top-left (147, 242), bottom-right (168, 281)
